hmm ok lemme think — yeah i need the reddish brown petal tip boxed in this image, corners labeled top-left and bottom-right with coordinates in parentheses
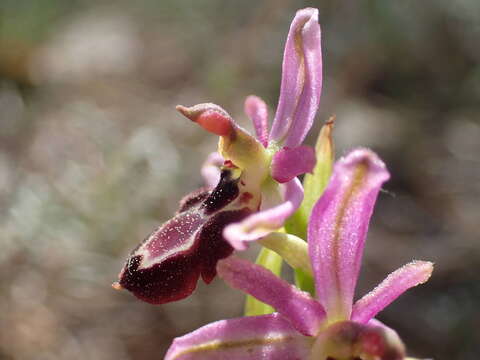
top-left (176, 104), bottom-right (233, 136)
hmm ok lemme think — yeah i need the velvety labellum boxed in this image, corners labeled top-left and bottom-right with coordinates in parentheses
top-left (118, 169), bottom-right (252, 304)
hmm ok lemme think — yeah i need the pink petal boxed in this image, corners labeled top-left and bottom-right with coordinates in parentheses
top-left (224, 177), bottom-right (304, 250)
top-left (165, 313), bottom-right (312, 360)
top-left (245, 95), bottom-right (269, 147)
top-left (201, 152), bottom-right (224, 188)
top-left (217, 257), bottom-right (325, 336)
top-left (271, 146), bottom-right (316, 183)
top-left (269, 8), bottom-right (322, 148)
top-left (308, 148), bottom-right (390, 320)
top-left (352, 261), bottom-right (434, 324)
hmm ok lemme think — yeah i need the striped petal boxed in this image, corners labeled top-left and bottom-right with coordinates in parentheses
top-left (308, 148), bottom-right (390, 320)
top-left (352, 261), bottom-right (434, 324)
top-left (269, 8), bottom-right (322, 148)
top-left (165, 313), bottom-right (312, 360)
top-left (217, 257), bottom-right (325, 336)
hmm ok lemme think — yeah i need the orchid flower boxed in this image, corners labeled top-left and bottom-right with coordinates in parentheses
top-left (114, 8), bottom-right (322, 304)
top-left (165, 149), bottom-right (433, 360)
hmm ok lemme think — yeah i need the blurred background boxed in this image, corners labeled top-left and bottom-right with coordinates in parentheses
top-left (0, 0), bottom-right (479, 359)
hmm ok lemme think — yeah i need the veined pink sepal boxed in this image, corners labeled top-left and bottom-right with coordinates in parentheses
top-left (308, 148), bottom-right (390, 320)
top-left (165, 313), bottom-right (313, 360)
top-left (269, 8), bottom-right (322, 148)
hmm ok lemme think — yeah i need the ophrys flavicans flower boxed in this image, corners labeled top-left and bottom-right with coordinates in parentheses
top-left (114, 8), bottom-right (322, 304)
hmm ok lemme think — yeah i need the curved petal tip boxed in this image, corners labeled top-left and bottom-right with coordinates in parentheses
top-left (177, 103), bottom-right (233, 136)
top-left (336, 148), bottom-right (390, 183)
top-left (270, 7), bottom-right (322, 148)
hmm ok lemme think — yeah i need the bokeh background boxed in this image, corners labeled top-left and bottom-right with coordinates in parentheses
top-left (1, 1), bottom-right (479, 359)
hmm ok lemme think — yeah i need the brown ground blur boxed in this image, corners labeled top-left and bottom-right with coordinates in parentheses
top-left (0, 1), bottom-right (479, 359)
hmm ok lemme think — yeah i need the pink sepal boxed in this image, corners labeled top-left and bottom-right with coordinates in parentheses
top-left (165, 313), bottom-right (312, 360)
top-left (269, 8), bottom-right (322, 148)
top-left (308, 148), bottom-right (390, 319)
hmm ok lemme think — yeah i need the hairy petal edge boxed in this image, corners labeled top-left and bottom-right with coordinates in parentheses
top-left (308, 148), bottom-right (390, 320)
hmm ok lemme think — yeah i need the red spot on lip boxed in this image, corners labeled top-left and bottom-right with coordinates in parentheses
top-left (240, 192), bottom-right (253, 204)
top-left (240, 180), bottom-right (246, 186)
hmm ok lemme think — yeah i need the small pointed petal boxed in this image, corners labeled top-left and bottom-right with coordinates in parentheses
top-left (270, 8), bottom-right (322, 148)
top-left (258, 232), bottom-right (312, 276)
top-left (224, 178), bottom-right (304, 250)
top-left (201, 152), bottom-right (224, 188)
top-left (165, 313), bottom-right (312, 360)
top-left (308, 148), bottom-right (390, 320)
top-left (217, 257), bottom-right (325, 336)
top-left (271, 145), bottom-right (316, 183)
top-left (245, 95), bottom-right (269, 147)
top-left (352, 261), bottom-right (434, 324)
